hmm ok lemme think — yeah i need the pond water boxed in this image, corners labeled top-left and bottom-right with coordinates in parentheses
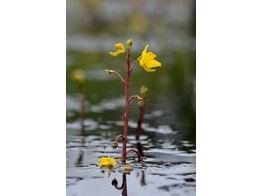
top-left (66, 1), bottom-right (195, 195)
top-left (66, 49), bottom-right (196, 195)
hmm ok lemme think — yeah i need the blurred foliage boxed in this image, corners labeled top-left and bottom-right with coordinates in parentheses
top-left (66, 0), bottom-right (196, 143)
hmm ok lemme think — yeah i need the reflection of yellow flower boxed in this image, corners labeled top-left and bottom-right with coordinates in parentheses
top-left (139, 45), bottom-right (161, 72)
top-left (109, 43), bottom-right (125, 56)
top-left (97, 156), bottom-right (117, 167)
top-left (121, 163), bottom-right (132, 171)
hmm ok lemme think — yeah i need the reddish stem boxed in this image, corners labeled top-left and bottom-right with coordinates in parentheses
top-left (111, 70), bottom-right (126, 84)
top-left (136, 96), bottom-right (146, 138)
top-left (126, 149), bottom-right (142, 162)
top-left (127, 95), bottom-right (143, 105)
top-left (130, 58), bottom-right (139, 73)
top-left (135, 96), bottom-right (146, 156)
top-left (122, 49), bottom-right (131, 163)
top-left (112, 135), bottom-right (125, 149)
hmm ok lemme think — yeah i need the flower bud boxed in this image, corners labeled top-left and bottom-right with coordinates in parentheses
top-left (126, 39), bottom-right (132, 50)
top-left (112, 143), bottom-right (118, 149)
top-left (121, 116), bottom-right (125, 125)
top-left (137, 97), bottom-right (143, 105)
top-left (140, 86), bottom-right (148, 97)
top-left (111, 178), bottom-right (118, 186)
top-left (105, 69), bottom-right (113, 74)
top-left (71, 69), bottom-right (85, 85)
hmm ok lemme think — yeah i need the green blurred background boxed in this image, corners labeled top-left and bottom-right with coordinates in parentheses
top-left (66, 0), bottom-right (196, 143)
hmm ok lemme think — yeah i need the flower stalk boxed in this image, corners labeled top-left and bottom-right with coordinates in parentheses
top-left (105, 69), bottom-right (126, 84)
top-left (126, 149), bottom-right (142, 162)
top-left (127, 95), bottom-right (143, 105)
top-left (71, 69), bottom-right (86, 136)
top-left (112, 135), bottom-right (126, 149)
top-left (122, 47), bottom-right (131, 162)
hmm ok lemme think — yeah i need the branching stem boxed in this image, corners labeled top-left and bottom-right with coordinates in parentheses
top-left (126, 149), bottom-right (143, 162)
top-left (127, 95), bottom-right (143, 105)
top-left (130, 58), bottom-right (139, 73)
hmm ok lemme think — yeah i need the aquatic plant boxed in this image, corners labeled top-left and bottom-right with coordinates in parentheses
top-left (71, 69), bottom-right (86, 136)
top-left (135, 85), bottom-right (149, 157)
top-left (103, 39), bottom-right (161, 164)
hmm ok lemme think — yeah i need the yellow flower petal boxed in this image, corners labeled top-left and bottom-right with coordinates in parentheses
top-left (97, 157), bottom-right (108, 167)
top-left (108, 156), bottom-right (117, 166)
top-left (141, 44), bottom-right (149, 56)
top-left (109, 43), bottom-right (125, 56)
top-left (139, 44), bottom-right (161, 72)
top-left (97, 156), bottom-right (117, 167)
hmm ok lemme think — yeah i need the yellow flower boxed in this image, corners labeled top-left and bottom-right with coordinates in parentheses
top-left (139, 44), bottom-right (161, 72)
top-left (97, 156), bottom-right (117, 167)
top-left (71, 69), bottom-right (85, 85)
top-left (109, 43), bottom-right (125, 56)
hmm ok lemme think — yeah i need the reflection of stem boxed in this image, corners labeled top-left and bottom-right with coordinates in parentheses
top-left (140, 170), bottom-right (146, 186)
top-left (122, 174), bottom-right (127, 196)
top-left (112, 174), bottom-right (127, 196)
top-left (136, 141), bottom-right (144, 157)
top-left (79, 83), bottom-right (85, 136)
top-left (75, 137), bottom-right (85, 167)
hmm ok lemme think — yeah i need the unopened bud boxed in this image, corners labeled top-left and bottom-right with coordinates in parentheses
top-left (112, 178), bottom-right (118, 186)
top-left (105, 69), bottom-right (113, 74)
top-left (137, 97), bottom-right (143, 105)
top-left (126, 39), bottom-right (132, 50)
top-left (71, 69), bottom-right (85, 85)
top-left (122, 113), bottom-right (126, 125)
top-left (121, 116), bottom-right (125, 125)
top-left (112, 143), bottom-right (118, 149)
top-left (140, 86), bottom-right (148, 97)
